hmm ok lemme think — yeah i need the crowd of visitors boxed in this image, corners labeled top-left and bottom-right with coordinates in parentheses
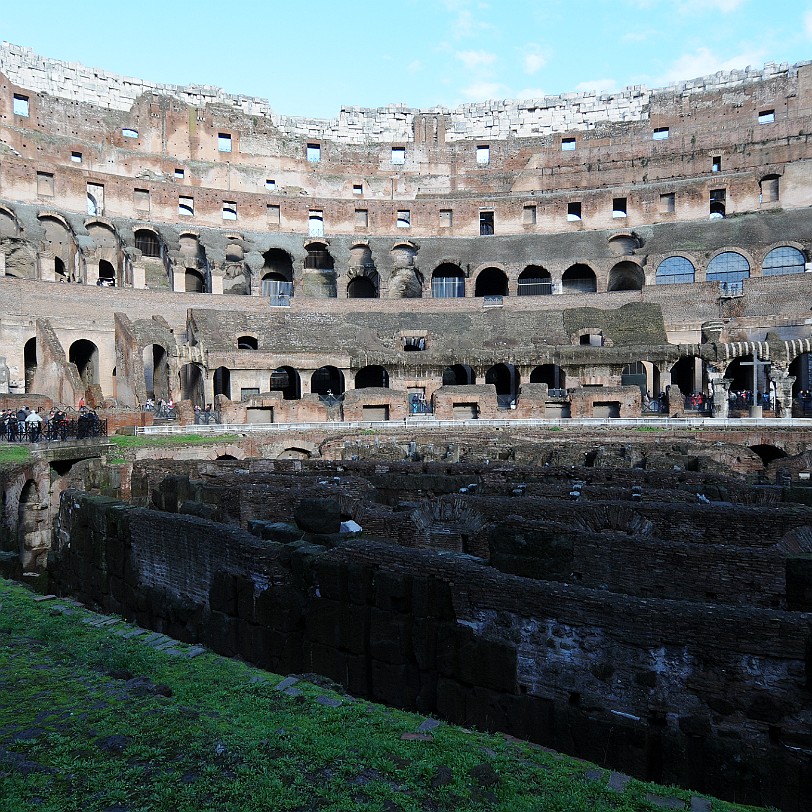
top-left (0, 404), bottom-right (106, 442)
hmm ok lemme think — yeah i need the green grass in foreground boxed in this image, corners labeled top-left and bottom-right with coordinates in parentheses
top-left (0, 578), bottom-right (771, 812)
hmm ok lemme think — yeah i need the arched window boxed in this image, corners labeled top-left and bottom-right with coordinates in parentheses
top-left (762, 246), bottom-right (806, 277)
top-left (706, 252), bottom-right (750, 284)
top-left (474, 267), bottom-right (508, 297)
top-left (561, 264), bottom-right (596, 293)
top-left (517, 266), bottom-right (552, 296)
top-left (347, 276), bottom-right (377, 298)
top-left (135, 229), bottom-right (160, 258)
top-left (656, 256), bottom-right (695, 285)
top-left (270, 367), bottom-right (301, 400)
top-left (237, 336), bottom-right (258, 350)
top-left (311, 366), bottom-right (344, 397)
top-left (355, 365), bottom-right (389, 389)
top-left (442, 364), bottom-right (475, 385)
top-left (185, 269), bottom-right (206, 293)
top-left (431, 264), bottom-right (465, 298)
top-left (607, 261), bottom-right (644, 292)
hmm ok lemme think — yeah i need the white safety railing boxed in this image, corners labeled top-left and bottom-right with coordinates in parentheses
top-left (136, 416), bottom-right (809, 436)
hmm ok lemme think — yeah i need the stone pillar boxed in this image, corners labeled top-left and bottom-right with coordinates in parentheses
top-left (711, 376), bottom-right (732, 419)
top-left (770, 368), bottom-right (796, 418)
top-left (0, 251), bottom-right (6, 276)
top-left (209, 270), bottom-right (223, 295)
top-left (38, 252), bottom-right (55, 282)
top-left (85, 259), bottom-right (99, 287)
top-left (132, 264), bottom-right (146, 289)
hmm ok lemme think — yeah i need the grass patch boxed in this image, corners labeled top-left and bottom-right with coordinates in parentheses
top-left (0, 578), bottom-right (770, 812)
top-left (109, 433), bottom-right (242, 450)
top-left (0, 444), bottom-right (31, 466)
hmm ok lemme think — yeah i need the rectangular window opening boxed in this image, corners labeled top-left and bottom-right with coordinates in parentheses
top-left (174, 167), bottom-right (185, 179)
top-left (523, 205), bottom-right (537, 225)
top-left (709, 188), bottom-right (726, 219)
top-left (267, 204), bottom-right (281, 224)
top-left (222, 201), bottom-right (237, 220)
top-left (178, 195), bottom-right (194, 216)
top-left (266, 178), bottom-right (276, 190)
top-left (479, 210), bottom-right (494, 235)
top-left (567, 201), bottom-right (582, 222)
top-left (354, 208), bottom-right (368, 228)
top-left (397, 209), bottom-right (411, 228)
top-left (439, 208), bottom-right (453, 228)
top-left (391, 146), bottom-right (406, 165)
top-left (352, 183), bottom-right (363, 195)
top-left (758, 109), bottom-right (775, 124)
top-left (711, 155), bottom-right (721, 172)
top-left (561, 137), bottom-right (576, 151)
top-left (71, 151), bottom-right (83, 164)
top-left (36, 172), bottom-right (54, 197)
top-left (122, 128), bottom-right (138, 139)
top-left (217, 133), bottom-right (232, 152)
top-left (761, 176), bottom-right (780, 203)
top-left (87, 183), bottom-right (104, 216)
top-left (659, 192), bottom-right (675, 214)
top-left (612, 197), bottom-right (627, 218)
top-left (653, 127), bottom-right (669, 140)
top-left (308, 210), bottom-right (324, 237)
top-left (307, 143), bottom-right (321, 162)
top-left (134, 188), bottom-right (150, 212)
top-left (13, 94), bottom-right (29, 117)
top-left (477, 145), bottom-right (490, 165)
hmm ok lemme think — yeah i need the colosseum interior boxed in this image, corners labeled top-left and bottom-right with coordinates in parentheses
top-left (1, 42), bottom-right (812, 812)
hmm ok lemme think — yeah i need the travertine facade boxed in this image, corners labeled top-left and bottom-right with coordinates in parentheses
top-left (1, 43), bottom-right (812, 419)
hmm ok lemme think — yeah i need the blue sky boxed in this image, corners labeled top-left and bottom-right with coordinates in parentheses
top-left (3, 0), bottom-right (812, 117)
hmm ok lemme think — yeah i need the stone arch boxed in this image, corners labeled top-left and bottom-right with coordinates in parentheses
top-left (134, 227), bottom-right (162, 258)
top-left (237, 335), bottom-right (258, 350)
top-left (485, 363), bottom-right (520, 406)
top-left (442, 364), bottom-right (476, 385)
top-left (270, 367), bottom-right (301, 400)
top-left (262, 248), bottom-right (294, 281)
top-left (562, 263), bottom-right (597, 293)
top-left (389, 242), bottom-right (421, 299)
top-left (474, 266), bottom-right (509, 297)
top-left (39, 213), bottom-right (77, 281)
top-left (530, 364), bottom-right (566, 390)
top-left (608, 261), bottom-right (644, 291)
top-left (277, 447), bottom-right (313, 460)
top-left (179, 363), bottom-right (205, 407)
top-left (347, 275), bottom-right (378, 298)
top-left (705, 250), bottom-right (751, 285)
top-left (311, 365), bottom-right (344, 397)
top-left (213, 367), bottom-right (231, 400)
top-left (304, 239), bottom-right (334, 270)
top-left (761, 245), bottom-right (806, 277)
top-left (0, 204), bottom-right (20, 239)
top-left (789, 351), bottom-right (812, 396)
top-left (98, 259), bottom-right (116, 286)
top-left (409, 496), bottom-right (486, 553)
top-left (69, 339), bottom-right (99, 388)
top-left (225, 240), bottom-right (245, 263)
top-left (607, 231), bottom-right (640, 256)
top-left (574, 505), bottom-right (653, 535)
top-left (432, 263), bottom-right (465, 298)
top-left (209, 444), bottom-right (246, 461)
top-left (670, 355), bottom-right (708, 397)
top-left (185, 269), bottom-right (206, 293)
top-left (24, 336), bottom-right (37, 394)
top-left (355, 365), bottom-right (389, 389)
top-left (656, 255), bottom-right (695, 285)
top-left (143, 344), bottom-right (170, 401)
top-left (749, 444), bottom-right (787, 465)
top-left (17, 477), bottom-right (48, 571)
top-left (518, 265), bottom-right (552, 295)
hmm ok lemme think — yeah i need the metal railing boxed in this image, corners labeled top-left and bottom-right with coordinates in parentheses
top-left (2, 416), bottom-right (108, 442)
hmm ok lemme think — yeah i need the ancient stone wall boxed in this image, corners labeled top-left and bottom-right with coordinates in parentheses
top-left (52, 488), bottom-right (812, 811)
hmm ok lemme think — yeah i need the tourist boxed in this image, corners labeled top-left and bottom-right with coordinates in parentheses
top-left (25, 409), bottom-right (43, 442)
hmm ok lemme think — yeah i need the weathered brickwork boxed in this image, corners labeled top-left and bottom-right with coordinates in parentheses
top-left (0, 44), bottom-right (811, 419)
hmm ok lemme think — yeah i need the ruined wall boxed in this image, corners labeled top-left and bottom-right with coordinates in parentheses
top-left (52, 489), bottom-right (812, 811)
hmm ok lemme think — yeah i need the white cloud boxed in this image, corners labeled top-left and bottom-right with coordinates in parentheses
top-left (460, 81), bottom-right (507, 101)
top-left (677, 0), bottom-right (743, 11)
top-left (575, 78), bottom-right (618, 94)
top-left (659, 47), bottom-right (768, 84)
top-left (515, 87), bottom-right (547, 100)
top-left (521, 44), bottom-right (547, 75)
top-left (455, 49), bottom-right (497, 69)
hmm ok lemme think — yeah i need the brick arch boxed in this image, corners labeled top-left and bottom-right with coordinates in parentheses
top-left (207, 444), bottom-right (247, 461)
